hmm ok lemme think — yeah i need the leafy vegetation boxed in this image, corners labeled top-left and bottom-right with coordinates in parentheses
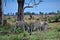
top-left (0, 29), bottom-right (60, 40)
top-left (0, 22), bottom-right (60, 40)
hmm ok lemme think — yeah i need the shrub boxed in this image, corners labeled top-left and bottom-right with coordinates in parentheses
top-left (48, 16), bottom-right (56, 23)
top-left (0, 25), bottom-right (12, 32)
top-left (17, 27), bottom-right (23, 33)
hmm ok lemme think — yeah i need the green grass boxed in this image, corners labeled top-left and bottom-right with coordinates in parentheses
top-left (0, 16), bottom-right (60, 40)
top-left (29, 29), bottom-right (60, 40)
top-left (0, 29), bottom-right (60, 40)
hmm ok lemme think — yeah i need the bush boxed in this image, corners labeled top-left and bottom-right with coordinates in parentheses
top-left (0, 25), bottom-right (12, 32)
top-left (48, 16), bottom-right (56, 23)
top-left (17, 27), bottom-right (23, 33)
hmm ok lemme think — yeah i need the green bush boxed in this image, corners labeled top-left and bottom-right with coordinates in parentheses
top-left (17, 27), bottom-right (23, 33)
top-left (0, 25), bottom-right (12, 33)
top-left (48, 16), bottom-right (56, 22)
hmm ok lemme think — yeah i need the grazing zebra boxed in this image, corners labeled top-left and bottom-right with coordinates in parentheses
top-left (28, 21), bottom-right (48, 32)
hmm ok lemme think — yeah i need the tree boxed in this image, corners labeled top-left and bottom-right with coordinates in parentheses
top-left (0, 0), bottom-right (3, 25)
top-left (17, 0), bottom-right (42, 32)
top-left (17, 0), bottom-right (42, 21)
top-left (39, 11), bottom-right (44, 17)
top-left (39, 12), bottom-right (43, 15)
top-left (2, 0), bottom-right (42, 21)
top-left (57, 10), bottom-right (60, 16)
top-left (32, 12), bottom-right (35, 15)
top-left (57, 10), bottom-right (60, 14)
top-left (24, 12), bottom-right (31, 15)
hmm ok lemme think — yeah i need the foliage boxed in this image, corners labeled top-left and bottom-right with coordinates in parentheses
top-left (0, 29), bottom-right (60, 40)
top-left (48, 16), bottom-right (57, 23)
top-left (0, 25), bottom-right (10, 31)
top-left (17, 27), bottom-right (23, 33)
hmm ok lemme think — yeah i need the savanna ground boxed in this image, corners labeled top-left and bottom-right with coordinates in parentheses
top-left (0, 15), bottom-right (60, 40)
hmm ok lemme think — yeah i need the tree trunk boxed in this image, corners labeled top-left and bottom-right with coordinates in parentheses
top-left (15, 0), bottom-right (25, 32)
top-left (17, 0), bottom-right (24, 21)
top-left (0, 0), bottom-right (3, 25)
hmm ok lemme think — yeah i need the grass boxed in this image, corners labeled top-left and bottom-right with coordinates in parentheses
top-left (30, 29), bottom-right (60, 40)
top-left (0, 29), bottom-right (60, 40)
top-left (0, 16), bottom-right (60, 40)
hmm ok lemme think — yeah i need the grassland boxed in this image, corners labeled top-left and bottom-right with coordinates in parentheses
top-left (0, 28), bottom-right (60, 40)
top-left (0, 15), bottom-right (60, 40)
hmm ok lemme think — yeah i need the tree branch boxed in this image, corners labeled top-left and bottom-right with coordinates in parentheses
top-left (24, 6), bottom-right (33, 9)
top-left (24, 0), bottom-right (42, 9)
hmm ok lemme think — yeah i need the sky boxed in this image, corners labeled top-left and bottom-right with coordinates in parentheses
top-left (2, 0), bottom-right (60, 14)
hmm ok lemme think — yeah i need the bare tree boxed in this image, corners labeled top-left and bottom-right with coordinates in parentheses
top-left (17, 0), bottom-right (42, 21)
top-left (1, 0), bottom-right (42, 22)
